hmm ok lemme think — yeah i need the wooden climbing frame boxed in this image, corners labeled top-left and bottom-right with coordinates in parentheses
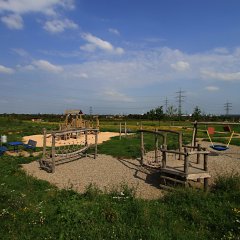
top-left (40, 128), bottom-right (98, 173)
top-left (139, 129), bottom-right (183, 167)
top-left (139, 127), bottom-right (210, 190)
top-left (59, 109), bottom-right (99, 131)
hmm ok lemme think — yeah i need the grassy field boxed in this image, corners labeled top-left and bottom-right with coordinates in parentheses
top-left (0, 117), bottom-right (240, 239)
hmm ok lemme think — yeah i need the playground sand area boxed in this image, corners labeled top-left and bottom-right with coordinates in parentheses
top-left (22, 131), bottom-right (120, 147)
top-left (22, 140), bottom-right (240, 200)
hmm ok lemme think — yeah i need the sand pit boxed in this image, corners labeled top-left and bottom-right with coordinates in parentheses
top-left (21, 140), bottom-right (240, 200)
top-left (22, 155), bottom-right (163, 199)
top-left (23, 132), bottom-right (120, 147)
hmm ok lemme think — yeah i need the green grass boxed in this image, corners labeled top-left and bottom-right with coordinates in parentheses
top-left (96, 133), bottom-right (190, 159)
top-left (1, 117), bottom-right (240, 239)
top-left (0, 155), bottom-right (239, 239)
top-left (0, 117), bottom-right (57, 142)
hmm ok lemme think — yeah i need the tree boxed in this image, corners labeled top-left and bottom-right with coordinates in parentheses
top-left (155, 106), bottom-right (164, 120)
top-left (192, 106), bottom-right (202, 120)
top-left (166, 105), bottom-right (177, 117)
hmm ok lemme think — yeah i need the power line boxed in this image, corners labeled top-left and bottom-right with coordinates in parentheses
top-left (224, 101), bottom-right (232, 115)
top-left (176, 89), bottom-right (185, 116)
top-left (165, 97), bottom-right (168, 113)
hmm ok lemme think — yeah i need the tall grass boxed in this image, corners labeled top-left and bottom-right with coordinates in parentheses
top-left (0, 155), bottom-right (239, 239)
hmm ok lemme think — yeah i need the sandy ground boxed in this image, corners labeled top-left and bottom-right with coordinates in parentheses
top-left (23, 132), bottom-right (120, 147)
top-left (21, 139), bottom-right (240, 200)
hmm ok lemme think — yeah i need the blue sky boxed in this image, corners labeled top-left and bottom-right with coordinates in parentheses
top-left (0, 0), bottom-right (240, 115)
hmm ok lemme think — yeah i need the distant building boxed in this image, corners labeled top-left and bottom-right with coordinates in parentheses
top-left (31, 119), bottom-right (43, 122)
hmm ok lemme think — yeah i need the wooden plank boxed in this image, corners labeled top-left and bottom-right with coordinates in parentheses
top-left (193, 121), bottom-right (240, 126)
top-left (188, 150), bottom-right (210, 155)
top-left (160, 175), bottom-right (186, 184)
top-left (187, 172), bottom-right (211, 180)
top-left (54, 128), bottom-right (98, 136)
top-left (161, 149), bottom-right (187, 156)
top-left (55, 146), bottom-right (88, 157)
top-left (161, 166), bottom-right (210, 180)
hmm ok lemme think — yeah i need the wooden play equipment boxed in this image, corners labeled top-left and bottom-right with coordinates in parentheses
top-left (139, 128), bottom-right (210, 191)
top-left (192, 121), bottom-right (238, 151)
top-left (40, 128), bottom-right (98, 173)
top-left (139, 129), bottom-right (183, 167)
top-left (59, 109), bottom-right (99, 131)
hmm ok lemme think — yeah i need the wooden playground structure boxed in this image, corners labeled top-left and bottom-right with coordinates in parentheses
top-left (40, 128), bottom-right (99, 173)
top-left (59, 109), bottom-right (99, 131)
top-left (139, 128), bottom-right (210, 191)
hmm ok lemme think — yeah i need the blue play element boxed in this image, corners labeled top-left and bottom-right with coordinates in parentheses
top-left (0, 146), bottom-right (8, 155)
top-left (8, 141), bottom-right (23, 152)
top-left (23, 139), bottom-right (37, 150)
top-left (210, 145), bottom-right (229, 151)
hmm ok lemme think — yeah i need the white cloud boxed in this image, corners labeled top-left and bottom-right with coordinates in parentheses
top-left (213, 47), bottom-right (229, 54)
top-left (171, 61), bottom-right (190, 71)
top-left (102, 90), bottom-right (135, 102)
top-left (72, 72), bottom-right (89, 79)
top-left (1, 14), bottom-right (23, 29)
top-left (62, 46), bottom-right (240, 89)
top-left (0, 64), bottom-right (14, 74)
top-left (17, 64), bottom-right (35, 71)
top-left (81, 33), bottom-right (124, 55)
top-left (12, 48), bottom-right (29, 56)
top-left (205, 86), bottom-right (220, 91)
top-left (201, 70), bottom-right (240, 81)
top-left (32, 60), bottom-right (63, 73)
top-left (108, 28), bottom-right (120, 35)
top-left (0, 0), bottom-right (75, 29)
top-left (0, 0), bottom-right (73, 15)
top-left (43, 18), bottom-right (78, 33)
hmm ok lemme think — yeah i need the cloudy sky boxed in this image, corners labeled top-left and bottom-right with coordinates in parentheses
top-left (0, 0), bottom-right (240, 115)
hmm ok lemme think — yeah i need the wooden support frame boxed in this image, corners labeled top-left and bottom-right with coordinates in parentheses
top-left (138, 126), bottom-right (210, 191)
top-left (40, 128), bottom-right (99, 173)
top-left (138, 128), bottom-right (183, 167)
top-left (160, 146), bottom-right (210, 191)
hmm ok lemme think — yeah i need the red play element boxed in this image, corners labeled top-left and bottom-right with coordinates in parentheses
top-left (208, 127), bottom-right (215, 135)
top-left (223, 125), bottom-right (231, 132)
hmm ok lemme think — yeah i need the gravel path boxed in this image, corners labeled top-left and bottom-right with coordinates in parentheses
top-left (22, 140), bottom-right (240, 200)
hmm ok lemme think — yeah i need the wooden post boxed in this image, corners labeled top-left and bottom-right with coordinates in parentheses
top-left (124, 121), bottom-right (127, 136)
top-left (94, 130), bottom-right (98, 159)
top-left (183, 148), bottom-right (189, 175)
top-left (96, 116), bottom-right (99, 129)
top-left (192, 121), bottom-right (198, 147)
top-left (42, 128), bottom-right (47, 167)
top-left (162, 144), bottom-right (167, 168)
top-left (119, 122), bottom-right (122, 140)
top-left (203, 148), bottom-right (209, 191)
top-left (85, 130), bottom-right (88, 146)
top-left (140, 130), bottom-right (144, 165)
top-left (197, 143), bottom-right (201, 164)
top-left (155, 129), bottom-right (158, 163)
top-left (51, 133), bottom-right (56, 173)
top-left (163, 133), bottom-right (167, 146)
top-left (178, 132), bottom-right (183, 160)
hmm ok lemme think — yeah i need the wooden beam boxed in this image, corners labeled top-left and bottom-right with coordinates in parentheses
top-left (192, 121), bottom-right (239, 126)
